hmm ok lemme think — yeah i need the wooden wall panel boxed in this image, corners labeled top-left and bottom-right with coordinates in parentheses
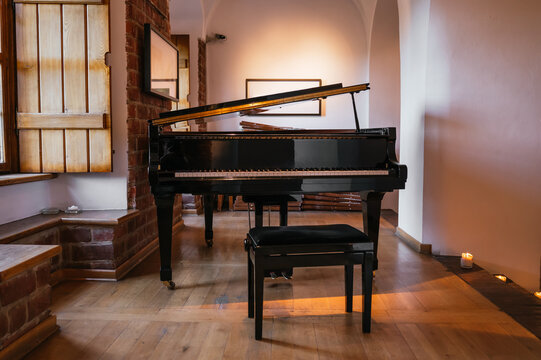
top-left (87, 5), bottom-right (110, 172)
top-left (15, 1), bottom-right (104, 4)
top-left (15, 4), bottom-right (39, 113)
top-left (65, 129), bottom-right (87, 171)
top-left (41, 129), bottom-right (64, 172)
top-left (19, 130), bottom-right (41, 172)
top-left (38, 5), bottom-right (62, 113)
top-left (63, 5), bottom-right (88, 171)
top-left (38, 4), bottom-right (64, 172)
top-left (63, 5), bottom-right (86, 112)
top-left (15, 2), bottom-right (111, 173)
top-left (17, 113), bottom-right (105, 129)
top-left (16, 4), bottom-right (41, 172)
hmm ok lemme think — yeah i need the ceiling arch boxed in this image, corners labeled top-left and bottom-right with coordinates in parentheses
top-left (170, 0), bottom-right (374, 42)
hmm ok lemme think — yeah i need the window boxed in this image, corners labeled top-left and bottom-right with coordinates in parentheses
top-left (0, 0), bottom-right (16, 173)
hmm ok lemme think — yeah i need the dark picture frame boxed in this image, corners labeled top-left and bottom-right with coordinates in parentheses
top-left (245, 79), bottom-right (322, 116)
top-left (144, 24), bottom-right (179, 101)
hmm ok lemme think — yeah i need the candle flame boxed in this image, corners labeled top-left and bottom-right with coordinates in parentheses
top-left (494, 274), bottom-right (507, 282)
top-left (535, 291), bottom-right (541, 299)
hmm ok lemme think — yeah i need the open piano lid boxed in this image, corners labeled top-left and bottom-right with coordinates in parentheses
top-left (150, 82), bottom-right (369, 126)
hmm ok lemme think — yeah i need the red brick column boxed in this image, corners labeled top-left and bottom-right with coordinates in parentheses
top-left (196, 38), bottom-right (207, 132)
top-left (125, 0), bottom-right (182, 251)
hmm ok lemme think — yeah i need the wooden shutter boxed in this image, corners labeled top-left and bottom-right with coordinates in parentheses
top-left (15, 1), bottom-right (111, 173)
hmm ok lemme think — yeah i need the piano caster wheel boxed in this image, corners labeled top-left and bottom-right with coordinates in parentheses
top-left (205, 230), bottom-right (213, 247)
top-left (269, 272), bottom-right (278, 280)
top-left (281, 271), bottom-right (291, 280)
top-left (162, 280), bottom-right (176, 290)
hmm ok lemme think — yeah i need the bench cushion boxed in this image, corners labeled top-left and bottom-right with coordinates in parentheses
top-left (248, 224), bottom-right (370, 247)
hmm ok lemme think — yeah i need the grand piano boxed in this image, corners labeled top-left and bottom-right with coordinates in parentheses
top-left (149, 83), bottom-right (407, 289)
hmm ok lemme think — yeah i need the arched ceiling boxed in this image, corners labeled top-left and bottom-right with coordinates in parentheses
top-left (169, 0), bottom-right (376, 41)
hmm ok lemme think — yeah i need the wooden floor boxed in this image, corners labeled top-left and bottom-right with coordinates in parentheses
top-left (26, 211), bottom-right (541, 359)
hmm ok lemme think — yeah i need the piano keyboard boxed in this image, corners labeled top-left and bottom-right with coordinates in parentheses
top-left (174, 169), bottom-right (389, 178)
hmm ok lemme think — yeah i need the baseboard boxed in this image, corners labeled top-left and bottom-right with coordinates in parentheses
top-left (395, 227), bottom-right (432, 255)
top-left (51, 218), bottom-right (184, 282)
top-left (0, 315), bottom-right (58, 360)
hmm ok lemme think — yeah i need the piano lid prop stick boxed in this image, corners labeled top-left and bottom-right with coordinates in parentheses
top-left (351, 92), bottom-right (361, 132)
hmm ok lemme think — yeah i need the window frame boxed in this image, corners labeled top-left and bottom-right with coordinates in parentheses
top-left (0, 0), bottom-right (17, 173)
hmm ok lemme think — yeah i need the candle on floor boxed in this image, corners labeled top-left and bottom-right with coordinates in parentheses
top-left (460, 252), bottom-right (473, 269)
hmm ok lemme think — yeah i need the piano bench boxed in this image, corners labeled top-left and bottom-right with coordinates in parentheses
top-left (244, 224), bottom-right (374, 340)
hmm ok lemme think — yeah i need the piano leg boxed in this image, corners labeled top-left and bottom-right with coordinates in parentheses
top-left (203, 194), bottom-right (214, 247)
top-left (279, 198), bottom-right (288, 226)
top-left (154, 194), bottom-right (176, 290)
top-left (361, 191), bottom-right (384, 271)
top-left (254, 202), bottom-right (264, 227)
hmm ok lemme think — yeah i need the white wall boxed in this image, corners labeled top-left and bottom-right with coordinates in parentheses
top-left (396, 0), bottom-right (541, 291)
top-left (369, 0), bottom-right (401, 211)
top-left (0, 1), bottom-right (128, 225)
top-left (170, 0), bottom-right (204, 107)
top-left (397, 0), bottom-right (430, 243)
top-left (421, 0), bottom-right (541, 291)
top-left (204, 0), bottom-right (370, 131)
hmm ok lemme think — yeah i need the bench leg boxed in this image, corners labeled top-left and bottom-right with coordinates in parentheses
top-left (254, 263), bottom-right (265, 340)
top-left (248, 251), bottom-right (254, 318)
top-left (254, 260), bottom-right (265, 340)
top-left (345, 264), bottom-right (353, 312)
top-left (362, 251), bottom-right (374, 333)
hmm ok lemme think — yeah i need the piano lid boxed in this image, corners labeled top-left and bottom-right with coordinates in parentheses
top-left (150, 82), bottom-right (369, 126)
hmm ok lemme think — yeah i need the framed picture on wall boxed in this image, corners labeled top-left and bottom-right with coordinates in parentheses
top-left (245, 79), bottom-right (322, 116)
top-left (144, 24), bottom-right (179, 101)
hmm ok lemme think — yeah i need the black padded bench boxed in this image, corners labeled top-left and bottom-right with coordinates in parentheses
top-left (245, 224), bottom-right (374, 340)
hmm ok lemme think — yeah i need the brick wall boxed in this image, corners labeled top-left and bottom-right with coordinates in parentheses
top-left (12, 221), bottom-right (138, 271)
top-left (12, 228), bottom-right (62, 272)
top-left (125, 0), bottom-right (182, 249)
top-left (0, 262), bottom-right (51, 350)
top-left (196, 38), bottom-right (207, 132)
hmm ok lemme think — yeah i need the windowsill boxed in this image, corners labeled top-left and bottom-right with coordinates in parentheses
top-left (0, 173), bottom-right (57, 186)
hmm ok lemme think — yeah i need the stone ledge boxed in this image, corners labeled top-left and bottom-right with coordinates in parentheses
top-left (0, 210), bottom-right (140, 245)
top-left (0, 209), bottom-right (184, 283)
top-left (0, 245), bottom-right (61, 282)
top-left (0, 174), bottom-right (56, 187)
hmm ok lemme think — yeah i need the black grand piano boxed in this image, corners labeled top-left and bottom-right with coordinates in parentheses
top-left (149, 83), bottom-right (407, 289)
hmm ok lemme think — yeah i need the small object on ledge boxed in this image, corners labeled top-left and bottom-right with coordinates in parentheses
top-left (460, 252), bottom-right (473, 269)
top-left (494, 274), bottom-right (508, 282)
top-left (40, 207), bottom-right (60, 215)
top-left (65, 205), bottom-right (82, 214)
